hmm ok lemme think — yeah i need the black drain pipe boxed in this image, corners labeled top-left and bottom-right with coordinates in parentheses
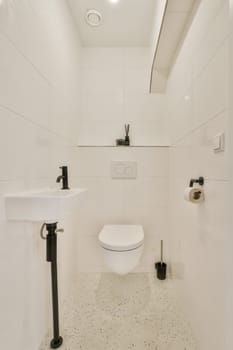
top-left (45, 223), bottom-right (63, 349)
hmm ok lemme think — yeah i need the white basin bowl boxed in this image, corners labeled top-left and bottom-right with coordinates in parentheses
top-left (5, 188), bottom-right (87, 222)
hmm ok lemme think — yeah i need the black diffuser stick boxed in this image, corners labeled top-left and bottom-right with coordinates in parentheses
top-left (125, 124), bottom-right (130, 146)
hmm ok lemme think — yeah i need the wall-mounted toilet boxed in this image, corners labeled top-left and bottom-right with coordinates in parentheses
top-left (98, 225), bottom-right (144, 275)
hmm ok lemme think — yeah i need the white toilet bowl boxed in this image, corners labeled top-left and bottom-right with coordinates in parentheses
top-left (98, 225), bottom-right (144, 275)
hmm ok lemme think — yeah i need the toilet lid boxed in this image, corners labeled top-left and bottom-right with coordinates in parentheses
top-left (98, 225), bottom-right (144, 251)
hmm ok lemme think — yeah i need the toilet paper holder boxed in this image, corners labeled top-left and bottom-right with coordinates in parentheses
top-left (189, 176), bottom-right (204, 187)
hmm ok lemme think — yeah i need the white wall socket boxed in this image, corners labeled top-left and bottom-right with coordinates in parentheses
top-left (213, 132), bottom-right (225, 153)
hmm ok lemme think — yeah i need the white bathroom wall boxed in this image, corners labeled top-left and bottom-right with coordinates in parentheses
top-left (79, 48), bottom-right (169, 146)
top-left (226, 2), bottom-right (233, 348)
top-left (72, 146), bottom-right (169, 273)
top-left (74, 46), bottom-right (170, 273)
top-left (0, 1), bottom-right (82, 349)
top-left (167, 0), bottom-right (231, 349)
top-left (2, 1), bottom-right (232, 349)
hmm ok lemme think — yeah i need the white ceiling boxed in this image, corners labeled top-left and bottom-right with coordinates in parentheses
top-left (67, 0), bottom-right (158, 47)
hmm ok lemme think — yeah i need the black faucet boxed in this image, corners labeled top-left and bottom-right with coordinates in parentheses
top-left (56, 166), bottom-right (69, 190)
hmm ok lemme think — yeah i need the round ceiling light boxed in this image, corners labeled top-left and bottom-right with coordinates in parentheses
top-left (85, 9), bottom-right (102, 27)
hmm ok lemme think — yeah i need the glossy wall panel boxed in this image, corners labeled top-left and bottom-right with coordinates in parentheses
top-left (71, 146), bottom-right (169, 273)
top-left (0, 1), bottom-right (82, 349)
top-left (167, 1), bottom-right (231, 349)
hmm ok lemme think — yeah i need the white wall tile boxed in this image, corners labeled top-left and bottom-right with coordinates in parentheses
top-left (81, 48), bottom-right (124, 70)
top-left (0, 0), bottom-right (82, 98)
top-left (125, 69), bottom-right (150, 94)
top-left (125, 93), bottom-right (167, 121)
top-left (124, 48), bottom-right (151, 70)
top-left (226, 4), bottom-right (233, 343)
top-left (170, 178), bottom-right (230, 350)
top-left (0, 32), bottom-right (51, 129)
top-left (167, 0), bottom-right (231, 348)
top-left (72, 147), bottom-right (169, 274)
top-left (73, 147), bottom-right (169, 178)
top-left (82, 68), bottom-right (124, 94)
top-left (193, 2), bottom-right (229, 79)
top-left (170, 112), bottom-right (230, 181)
top-left (80, 47), bottom-right (170, 146)
top-left (128, 120), bottom-right (169, 146)
top-left (82, 91), bottom-right (124, 122)
top-left (0, 1), bottom-right (82, 349)
top-left (193, 40), bottom-right (229, 128)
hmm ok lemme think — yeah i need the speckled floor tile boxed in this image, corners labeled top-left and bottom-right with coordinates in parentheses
top-left (39, 273), bottom-right (199, 350)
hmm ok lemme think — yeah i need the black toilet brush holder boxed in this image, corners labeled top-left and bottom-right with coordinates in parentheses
top-left (155, 240), bottom-right (167, 280)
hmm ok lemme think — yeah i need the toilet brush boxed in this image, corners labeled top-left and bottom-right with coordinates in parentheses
top-left (155, 240), bottom-right (167, 280)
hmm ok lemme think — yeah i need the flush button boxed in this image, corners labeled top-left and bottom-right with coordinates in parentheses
top-left (111, 161), bottom-right (137, 179)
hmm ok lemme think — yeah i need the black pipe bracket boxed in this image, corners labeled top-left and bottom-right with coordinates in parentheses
top-left (189, 176), bottom-right (204, 188)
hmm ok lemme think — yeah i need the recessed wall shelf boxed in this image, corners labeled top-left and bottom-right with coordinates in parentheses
top-left (150, 0), bottom-right (200, 93)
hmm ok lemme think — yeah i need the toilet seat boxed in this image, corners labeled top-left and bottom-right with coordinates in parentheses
top-left (98, 225), bottom-right (144, 252)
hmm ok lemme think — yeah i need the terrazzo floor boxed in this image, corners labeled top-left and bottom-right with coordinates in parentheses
top-left (40, 273), bottom-right (199, 350)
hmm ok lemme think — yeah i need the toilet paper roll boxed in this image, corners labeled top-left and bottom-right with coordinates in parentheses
top-left (184, 187), bottom-right (205, 203)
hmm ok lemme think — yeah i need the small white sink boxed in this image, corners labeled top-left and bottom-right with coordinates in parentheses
top-left (5, 188), bottom-right (87, 222)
